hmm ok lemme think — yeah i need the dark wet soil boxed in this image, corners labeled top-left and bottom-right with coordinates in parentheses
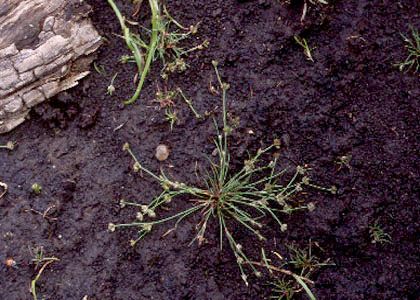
top-left (1, 0), bottom-right (419, 299)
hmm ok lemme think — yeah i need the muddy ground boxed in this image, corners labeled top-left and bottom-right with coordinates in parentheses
top-left (1, 0), bottom-right (419, 299)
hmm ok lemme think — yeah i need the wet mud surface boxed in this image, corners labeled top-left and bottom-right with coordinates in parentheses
top-left (1, 0), bottom-right (419, 299)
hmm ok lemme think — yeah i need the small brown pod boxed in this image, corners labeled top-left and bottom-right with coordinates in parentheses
top-left (5, 257), bottom-right (16, 268)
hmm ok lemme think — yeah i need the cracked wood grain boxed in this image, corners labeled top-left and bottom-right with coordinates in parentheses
top-left (0, 0), bottom-right (102, 133)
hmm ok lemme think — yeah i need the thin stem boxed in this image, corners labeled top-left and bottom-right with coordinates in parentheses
top-left (116, 204), bottom-right (204, 228)
top-left (107, 0), bottom-right (144, 103)
top-left (125, 0), bottom-right (161, 104)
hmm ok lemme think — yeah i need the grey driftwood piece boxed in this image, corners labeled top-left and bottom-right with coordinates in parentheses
top-left (0, 0), bottom-right (102, 134)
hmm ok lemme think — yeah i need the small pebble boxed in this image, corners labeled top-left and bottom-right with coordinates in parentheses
top-left (155, 144), bottom-right (170, 161)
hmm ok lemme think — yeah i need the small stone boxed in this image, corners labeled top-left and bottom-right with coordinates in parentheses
top-left (155, 144), bottom-right (170, 161)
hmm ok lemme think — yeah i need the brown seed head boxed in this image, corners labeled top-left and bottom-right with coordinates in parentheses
top-left (5, 257), bottom-right (16, 268)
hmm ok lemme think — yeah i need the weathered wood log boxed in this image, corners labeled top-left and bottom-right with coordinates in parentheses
top-left (0, 0), bottom-right (102, 134)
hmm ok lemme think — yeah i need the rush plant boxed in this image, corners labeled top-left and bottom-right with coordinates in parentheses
top-left (29, 247), bottom-right (59, 300)
top-left (109, 62), bottom-right (334, 285)
top-left (268, 242), bottom-right (332, 300)
top-left (369, 219), bottom-right (392, 244)
top-left (397, 26), bottom-right (420, 73)
top-left (107, 0), bottom-right (208, 104)
top-left (154, 87), bottom-right (201, 130)
top-left (294, 36), bottom-right (314, 62)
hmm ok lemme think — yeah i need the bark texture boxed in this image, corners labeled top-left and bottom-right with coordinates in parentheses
top-left (0, 0), bottom-right (101, 134)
